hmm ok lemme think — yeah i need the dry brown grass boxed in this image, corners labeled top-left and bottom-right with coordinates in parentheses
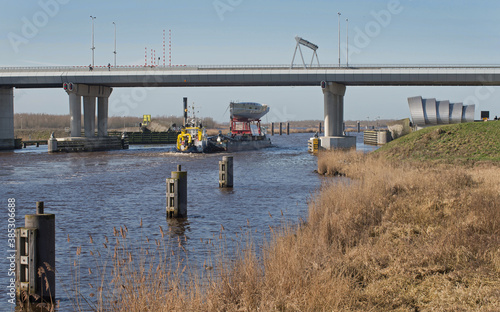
top-left (76, 150), bottom-right (499, 311)
top-left (71, 226), bottom-right (211, 311)
top-left (201, 151), bottom-right (499, 311)
top-left (307, 150), bottom-right (500, 311)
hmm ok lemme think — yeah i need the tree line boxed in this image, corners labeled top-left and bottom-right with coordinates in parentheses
top-left (13, 113), bottom-right (220, 130)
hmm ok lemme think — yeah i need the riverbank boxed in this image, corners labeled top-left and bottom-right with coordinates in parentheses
top-left (64, 123), bottom-right (499, 310)
top-left (14, 129), bottom-right (67, 141)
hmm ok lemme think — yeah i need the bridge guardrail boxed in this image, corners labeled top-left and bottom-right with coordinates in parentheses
top-left (2, 64), bottom-right (500, 72)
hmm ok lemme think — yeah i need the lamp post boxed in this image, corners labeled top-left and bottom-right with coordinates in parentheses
top-left (338, 12), bottom-right (341, 67)
top-left (90, 16), bottom-right (96, 67)
top-left (112, 22), bottom-right (116, 67)
top-left (346, 18), bottom-right (349, 67)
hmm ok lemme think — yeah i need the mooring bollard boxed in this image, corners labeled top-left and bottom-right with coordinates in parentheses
top-left (121, 132), bottom-right (129, 149)
top-left (271, 123), bottom-right (274, 136)
top-left (48, 132), bottom-right (58, 153)
top-left (219, 156), bottom-right (233, 188)
top-left (287, 122), bottom-right (290, 135)
top-left (15, 201), bottom-right (56, 303)
top-left (279, 122), bottom-right (283, 135)
top-left (166, 164), bottom-right (187, 218)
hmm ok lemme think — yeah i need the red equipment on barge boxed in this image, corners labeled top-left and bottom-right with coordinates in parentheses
top-left (211, 102), bottom-right (272, 152)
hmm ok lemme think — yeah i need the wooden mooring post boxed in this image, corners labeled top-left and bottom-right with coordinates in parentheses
top-left (286, 122), bottom-right (290, 135)
top-left (318, 122), bottom-right (322, 134)
top-left (219, 156), bottom-right (234, 188)
top-left (166, 165), bottom-right (187, 218)
top-left (15, 201), bottom-right (56, 303)
top-left (279, 122), bottom-right (282, 135)
top-left (271, 123), bottom-right (274, 136)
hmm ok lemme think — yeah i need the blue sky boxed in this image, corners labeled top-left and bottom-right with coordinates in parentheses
top-left (1, 0), bottom-right (500, 122)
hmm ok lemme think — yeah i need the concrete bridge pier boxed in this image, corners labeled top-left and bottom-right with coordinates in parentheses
top-left (83, 96), bottom-right (96, 138)
top-left (0, 87), bottom-right (14, 150)
top-left (55, 84), bottom-right (122, 152)
top-left (65, 84), bottom-right (112, 138)
top-left (321, 82), bottom-right (356, 149)
top-left (69, 92), bottom-right (81, 138)
top-left (97, 97), bottom-right (108, 137)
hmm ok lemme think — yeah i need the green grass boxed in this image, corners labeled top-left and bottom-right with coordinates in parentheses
top-left (375, 121), bottom-right (500, 163)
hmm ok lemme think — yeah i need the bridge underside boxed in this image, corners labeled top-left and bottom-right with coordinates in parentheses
top-left (0, 84), bottom-right (113, 150)
top-left (2, 66), bottom-right (500, 151)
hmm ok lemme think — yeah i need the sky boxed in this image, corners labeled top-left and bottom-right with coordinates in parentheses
top-left (1, 0), bottom-right (500, 122)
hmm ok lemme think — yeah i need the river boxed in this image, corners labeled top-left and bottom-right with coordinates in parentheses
top-left (0, 132), bottom-right (376, 311)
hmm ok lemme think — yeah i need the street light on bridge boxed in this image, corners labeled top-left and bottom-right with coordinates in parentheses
top-left (90, 16), bottom-right (96, 67)
top-left (112, 22), bottom-right (117, 67)
top-left (337, 12), bottom-right (341, 67)
top-left (346, 18), bottom-right (349, 67)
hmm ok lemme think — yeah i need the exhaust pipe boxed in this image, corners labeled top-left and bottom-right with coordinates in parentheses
top-left (183, 97), bottom-right (188, 126)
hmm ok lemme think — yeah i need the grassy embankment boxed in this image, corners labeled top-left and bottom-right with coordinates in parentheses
top-left (375, 121), bottom-right (500, 163)
top-left (57, 122), bottom-right (499, 311)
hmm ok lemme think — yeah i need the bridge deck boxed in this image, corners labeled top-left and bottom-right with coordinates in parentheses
top-left (1, 65), bottom-right (500, 88)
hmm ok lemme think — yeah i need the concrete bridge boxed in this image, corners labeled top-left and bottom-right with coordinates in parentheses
top-left (2, 65), bottom-right (500, 150)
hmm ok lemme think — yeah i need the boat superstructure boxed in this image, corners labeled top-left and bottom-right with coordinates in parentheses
top-left (210, 102), bottom-right (271, 152)
top-left (176, 125), bottom-right (207, 153)
top-left (176, 98), bottom-right (209, 153)
top-left (229, 102), bottom-right (269, 120)
top-left (176, 99), bottom-right (272, 153)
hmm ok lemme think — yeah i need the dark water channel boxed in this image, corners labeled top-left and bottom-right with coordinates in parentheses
top-left (0, 132), bottom-right (376, 311)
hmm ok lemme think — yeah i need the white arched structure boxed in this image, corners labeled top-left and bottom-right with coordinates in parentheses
top-left (408, 96), bottom-right (475, 127)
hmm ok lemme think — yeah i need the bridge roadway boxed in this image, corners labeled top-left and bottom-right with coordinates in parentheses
top-left (2, 65), bottom-right (500, 88)
top-left (1, 65), bottom-right (500, 150)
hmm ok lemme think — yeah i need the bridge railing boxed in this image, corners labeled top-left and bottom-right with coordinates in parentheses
top-left (1, 64), bottom-right (500, 72)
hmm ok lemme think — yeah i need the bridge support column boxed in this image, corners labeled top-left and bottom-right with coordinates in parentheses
top-left (69, 92), bottom-right (81, 137)
top-left (65, 84), bottom-right (112, 138)
top-left (83, 96), bottom-right (96, 137)
top-left (97, 96), bottom-right (108, 137)
top-left (321, 82), bottom-right (356, 149)
top-left (0, 88), bottom-right (14, 150)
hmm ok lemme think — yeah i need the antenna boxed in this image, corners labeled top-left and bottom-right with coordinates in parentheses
top-left (290, 36), bottom-right (320, 69)
top-left (169, 29), bottom-right (172, 66)
top-left (163, 29), bottom-right (166, 67)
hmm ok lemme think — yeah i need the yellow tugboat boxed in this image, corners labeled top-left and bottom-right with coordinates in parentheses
top-left (176, 125), bottom-right (208, 152)
top-left (176, 97), bottom-right (209, 153)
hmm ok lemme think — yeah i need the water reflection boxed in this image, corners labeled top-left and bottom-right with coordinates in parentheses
top-left (166, 217), bottom-right (190, 239)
